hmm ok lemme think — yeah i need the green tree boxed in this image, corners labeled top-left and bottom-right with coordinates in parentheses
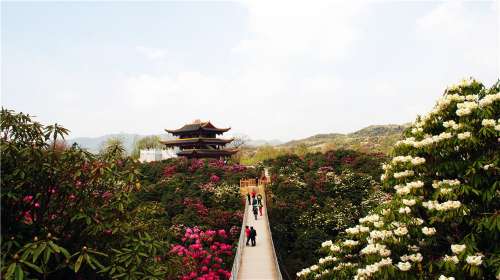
top-left (130, 135), bottom-right (162, 159)
top-left (99, 137), bottom-right (126, 160)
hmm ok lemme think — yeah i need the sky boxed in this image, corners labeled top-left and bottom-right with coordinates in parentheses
top-left (2, 1), bottom-right (499, 141)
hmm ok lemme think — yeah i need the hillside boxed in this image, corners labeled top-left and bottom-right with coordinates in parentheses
top-left (280, 124), bottom-right (410, 154)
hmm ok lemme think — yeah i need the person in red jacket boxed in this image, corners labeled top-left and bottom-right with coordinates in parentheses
top-left (245, 226), bottom-right (251, 246)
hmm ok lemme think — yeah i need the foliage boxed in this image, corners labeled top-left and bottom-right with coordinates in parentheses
top-left (134, 157), bottom-right (258, 278)
top-left (99, 136), bottom-right (127, 160)
top-left (264, 150), bottom-right (387, 278)
top-left (131, 135), bottom-right (163, 159)
top-left (0, 109), bottom-right (178, 279)
top-left (297, 78), bottom-right (500, 280)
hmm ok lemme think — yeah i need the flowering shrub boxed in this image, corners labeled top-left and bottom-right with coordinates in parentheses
top-left (0, 109), bottom-right (180, 280)
top-left (171, 227), bottom-right (233, 280)
top-left (135, 157), bottom-right (256, 278)
top-left (298, 78), bottom-right (500, 280)
top-left (264, 151), bottom-right (387, 277)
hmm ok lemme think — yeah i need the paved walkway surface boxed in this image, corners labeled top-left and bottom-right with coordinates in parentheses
top-left (238, 187), bottom-right (279, 280)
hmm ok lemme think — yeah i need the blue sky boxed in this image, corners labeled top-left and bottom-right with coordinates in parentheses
top-left (2, 1), bottom-right (498, 141)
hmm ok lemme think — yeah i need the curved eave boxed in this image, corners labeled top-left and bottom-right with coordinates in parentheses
top-left (161, 138), bottom-right (234, 147)
top-left (165, 127), bottom-right (231, 135)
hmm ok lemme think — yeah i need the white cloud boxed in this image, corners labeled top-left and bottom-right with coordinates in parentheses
top-left (135, 46), bottom-right (168, 60)
top-left (233, 1), bottom-right (365, 63)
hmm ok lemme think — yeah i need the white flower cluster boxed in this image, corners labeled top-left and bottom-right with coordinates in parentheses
top-left (354, 258), bottom-right (392, 279)
top-left (296, 264), bottom-right (320, 277)
top-left (420, 132), bottom-right (454, 148)
top-left (412, 218), bottom-right (424, 225)
top-left (343, 240), bottom-right (359, 247)
top-left (400, 253), bottom-right (423, 263)
top-left (319, 256), bottom-right (337, 264)
top-left (398, 207), bottom-right (411, 214)
top-left (345, 225), bottom-right (370, 235)
top-left (391, 156), bottom-right (426, 165)
top-left (451, 244), bottom-right (466, 254)
top-left (421, 227), bottom-right (437, 236)
top-left (443, 255), bottom-right (459, 264)
top-left (359, 214), bottom-right (380, 224)
top-left (321, 240), bottom-right (333, 248)
top-left (482, 119), bottom-right (496, 127)
top-left (394, 226), bottom-right (408, 236)
top-left (396, 261), bottom-right (411, 271)
top-left (394, 180), bottom-right (424, 195)
top-left (439, 275), bottom-right (456, 280)
top-left (466, 254), bottom-right (483, 266)
top-left (329, 245), bottom-right (341, 253)
top-left (393, 170), bottom-right (415, 179)
top-left (457, 131), bottom-right (471, 140)
top-left (381, 209), bottom-right (391, 216)
top-left (432, 179), bottom-right (460, 189)
top-left (443, 120), bottom-right (462, 130)
top-left (402, 199), bottom-right (416, 206)
top-left (479, 91), bottom-right (500, 107)
top-left (422, 200), bottom-right (461, 211)
top-left (411, 127), bottom-right (424, 134)
top-left (369, 230), bottom-right (393, 241)
top-left (360, 243), bottom-right (391, 256)
top-left (332, 262), bottom-right (357, 271)
top-left (456, 101), bottom-right (478, 117)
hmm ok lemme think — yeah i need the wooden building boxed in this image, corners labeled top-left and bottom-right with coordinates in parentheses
top-left (162, 120), bottom-right (238, 159)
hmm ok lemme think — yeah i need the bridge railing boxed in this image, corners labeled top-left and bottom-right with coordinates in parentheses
top-left (263, 192), bottom-right (283, 280)
top-left (230, 198), bottom-right (248, 280)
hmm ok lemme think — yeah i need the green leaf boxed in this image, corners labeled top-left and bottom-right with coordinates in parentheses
top-left (43, 247), bottom-right (52, 264)
top-left (20, 260), bottom-right (43, 274)
top-left (48, 241), bottom-right (60, 253)
top-left (59, 246), bottom-right (71, 259)
top-left (74, 254), bottom-right (84, 273)
top-left (32, 242), bottom-right (46, 263)
top-left (5, 263), bottom-right (17, 279)
top-left (14, 265), bottom-right (24, 280)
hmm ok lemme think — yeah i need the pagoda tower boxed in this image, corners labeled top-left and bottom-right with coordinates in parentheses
top-left (162, 120), bottom-right (238, 159)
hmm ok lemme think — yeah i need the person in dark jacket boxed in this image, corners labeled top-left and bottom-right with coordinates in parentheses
top-left (252, 205), bottom-right (258, 220)
top-left (247, 192), bottom-right (251, 205)
top-left (249, 227), bottom-right (257, 246)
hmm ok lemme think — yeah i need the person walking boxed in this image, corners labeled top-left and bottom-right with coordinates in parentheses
top-left (245, 226), bottom-right (251, 246)
top-left (252, 204), bottom-right (258, 220)
top-left (246, 192), bottom-right (251, 205)
top-left (257, 193), bottom-right (262, 205)
top-left (255, 176), bottom-right (259, 187)
top-left (249, 226), bottom-right (257, 246)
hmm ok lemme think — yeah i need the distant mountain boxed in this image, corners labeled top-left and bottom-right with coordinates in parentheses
top-left (246, 139), bottom-right (283, 147)
top-left (280, 124), bottom-right (410, 154)
top-left (68, 124), bottom-right (409, 155)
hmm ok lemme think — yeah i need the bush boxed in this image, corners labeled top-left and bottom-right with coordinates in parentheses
top-left (297, 78), bottom-right (500, 280)
top-left (0, 109), bottom-right (180, 279)
top-left (264, 151), bottom-right (387, 278)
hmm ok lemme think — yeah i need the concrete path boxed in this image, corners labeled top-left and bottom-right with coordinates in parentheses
top-left (237, 187), bottom-right (280, 280)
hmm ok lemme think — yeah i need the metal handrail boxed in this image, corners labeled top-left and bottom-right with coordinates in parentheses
top-left (230, 198), bottom-right (249, 280)
top-left (263, 189), bottom-right (283, 280)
